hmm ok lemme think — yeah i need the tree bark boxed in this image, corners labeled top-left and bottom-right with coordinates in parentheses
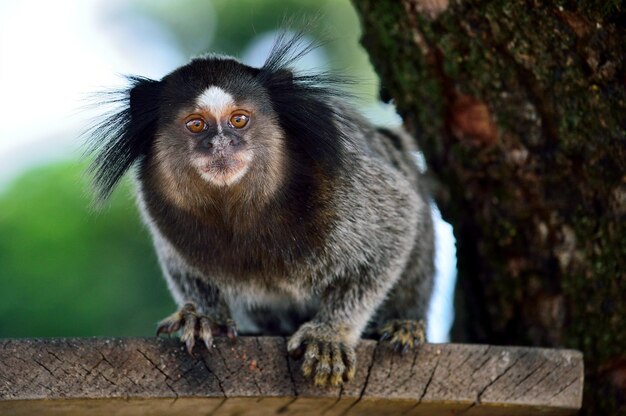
top-left (351, 1), bottom-right (625, 414)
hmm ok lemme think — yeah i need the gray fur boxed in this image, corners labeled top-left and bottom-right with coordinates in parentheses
top-left (88, 41), bottom-right (436, 385)
top-left (137, 108), bottom-right (435, 342)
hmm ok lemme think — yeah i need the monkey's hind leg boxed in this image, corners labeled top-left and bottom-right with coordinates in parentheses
top-left (157, 302), bottom-right (237, 355)
top-left (379, 319), bottom-right (426, 353)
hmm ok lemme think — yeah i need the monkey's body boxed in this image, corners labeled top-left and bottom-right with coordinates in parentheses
top-left (87, 34), bottom-right (434, 387)
top-left (138, 123), bottom-right (434, 337)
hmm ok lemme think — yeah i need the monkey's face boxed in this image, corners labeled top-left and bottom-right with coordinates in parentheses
top-left (150, 58), bottom-right (286, 197)
top-left (159, 87), bottom-right (269, 188)
top-left (179, 87), bottom-right (255, 187)
top-left (89, 37), bottom-right (345, 205)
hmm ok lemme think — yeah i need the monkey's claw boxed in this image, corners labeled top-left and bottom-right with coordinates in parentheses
top-left (379, 319), bottom-right (425, 353)
top-left (288, 323), bottom-right (356, 387)
top-left (156, 302), bottom-right (237, 355)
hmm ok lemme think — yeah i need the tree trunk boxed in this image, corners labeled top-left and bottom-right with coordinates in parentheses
top-left (351, 1), bottom-right (625, 414)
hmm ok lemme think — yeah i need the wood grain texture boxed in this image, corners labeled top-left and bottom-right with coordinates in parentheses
top-left (0, 337), bottom-right (583, 415)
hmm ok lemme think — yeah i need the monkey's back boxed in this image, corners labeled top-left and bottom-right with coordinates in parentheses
top-left (355, 124), bottom-right (436, 330)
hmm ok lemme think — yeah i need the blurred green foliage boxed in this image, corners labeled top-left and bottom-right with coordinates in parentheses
top-left (0, 0), bottom-right (374, 337)
top-left (0, 162), bottom-right (174, 337)
top-left (129, 0), bottom-right (378, 99)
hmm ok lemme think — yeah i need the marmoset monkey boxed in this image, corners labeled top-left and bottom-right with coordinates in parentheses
top-left (87, 32), bottom-right (434, 387)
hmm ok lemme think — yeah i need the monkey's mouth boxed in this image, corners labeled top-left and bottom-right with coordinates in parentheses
top-left (201, 157), bottom-right (244, 172)
top-left (193, 152), bottom-right (251, 186)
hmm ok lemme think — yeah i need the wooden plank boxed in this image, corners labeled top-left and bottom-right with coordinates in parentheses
top-left (0, 337), bottom-right (583, 415)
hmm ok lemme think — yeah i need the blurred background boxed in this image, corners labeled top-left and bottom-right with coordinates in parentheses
top-left (0, 0), bottom-right (455, 341)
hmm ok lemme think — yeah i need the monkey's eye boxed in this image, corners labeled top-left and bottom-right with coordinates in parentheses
top-left (229, 112), bottom-right (250, 129)
top-left (185, 118), bottom-right (207, 133)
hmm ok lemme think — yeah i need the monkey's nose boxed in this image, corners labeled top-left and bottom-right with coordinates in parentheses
top-left (200, 136), bottom-right (241, 152)
top-left (227, 137), bottom-right (241, 146)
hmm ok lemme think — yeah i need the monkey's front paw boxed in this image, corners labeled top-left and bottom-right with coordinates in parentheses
top-left (379, 319), bottom-right (425, 353)
top-left (156, 302), bottom-right (237, 355)
top-left (287, 323), bottom-right (356, 387)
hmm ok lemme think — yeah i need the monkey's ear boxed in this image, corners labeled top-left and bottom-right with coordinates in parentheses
top-left (256, 67), bottom-right (293, 90)
top-left (256, 30), bottom-right (352, 175)
top-left (129, 77), bottom-right (161, 121)
top-left (269, 69), bottom-right (294, 85)
top-left (85, 76), bottom-right (161, 203)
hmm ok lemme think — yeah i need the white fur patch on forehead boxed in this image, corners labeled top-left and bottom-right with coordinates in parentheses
top-left (196, 86), bottom-right (235, 116)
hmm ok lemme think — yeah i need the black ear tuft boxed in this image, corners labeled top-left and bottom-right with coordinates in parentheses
top-left (257, 31), bottom-right (354, 175)
top-left (270, 68), bottom-right (294, 85)
top-left (84, 76), bottom-right (161, 203)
